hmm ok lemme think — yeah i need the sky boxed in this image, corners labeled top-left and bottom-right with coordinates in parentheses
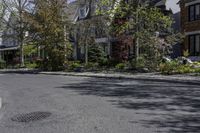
top-left (67, 0), bottom-right (77, 4)
top-left (166, 0), bottom-right (180, 13)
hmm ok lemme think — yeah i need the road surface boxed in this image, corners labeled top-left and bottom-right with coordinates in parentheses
top-left (0, 73), bottom-right (199, 133)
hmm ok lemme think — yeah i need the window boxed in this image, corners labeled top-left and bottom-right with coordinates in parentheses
top-left (79, 6), bottom-right (89, 19)
top-left (79, 8), bottom-right (85, 17)
top-left (196, 4), bottom-right (200, 19)
top-left (189, 34), bottom-right (200, 56)
top-left (189, 5), bottom-right (195, 21)
top-left (189, 4), bottom-right (200, 21)
top-left (80, 45), bottom-right (85, 54)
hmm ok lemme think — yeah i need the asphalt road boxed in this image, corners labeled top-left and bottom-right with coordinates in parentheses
top-left (0, 73), bottom-right (199, 133)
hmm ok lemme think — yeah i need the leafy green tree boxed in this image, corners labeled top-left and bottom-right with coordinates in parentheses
top-left (0, 1), bottom-right (5, 30)
top-left (1, 0), bottom-right (34, 67)
top-left (23, 44), bottom-right (37, 57)
top-left (96, 0), bottom-right (182, 69)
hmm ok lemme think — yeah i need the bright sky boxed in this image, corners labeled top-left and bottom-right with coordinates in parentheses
top-left (67, 0), bottom-right (77, 4)
top-left (166, 0), bottom-right (180, 13)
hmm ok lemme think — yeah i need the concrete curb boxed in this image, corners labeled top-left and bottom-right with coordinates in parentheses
top-left (0, 97), bottom-right (2, 110)
top-left (0, 69), bottom-right (199, 85)
top-left (39, 72), bottom-right (200, 85)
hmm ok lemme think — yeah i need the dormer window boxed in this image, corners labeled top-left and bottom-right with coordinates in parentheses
top-left (79, 6), bottom-right (89, 19)
top-left (189, 4), bottom-right (200, 21)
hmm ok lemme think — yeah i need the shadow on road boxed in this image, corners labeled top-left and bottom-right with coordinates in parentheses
top-left (57, 78), bottom-right (200, 133)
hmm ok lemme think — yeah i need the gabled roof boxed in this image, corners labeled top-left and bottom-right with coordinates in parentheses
top-left (71, 0), bottom-right (95, 22)
top-left (0, 46), bottom-right (19, 51)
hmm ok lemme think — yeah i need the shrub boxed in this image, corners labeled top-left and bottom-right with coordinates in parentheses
top-left (192, 62), bottom-right (200, 66)
top-left (159, 61), bottom-right (179, 75)
top-left (194, 67), bottom-right (200, 73)
top-left (131, 56), bottom-right (146, 69)
top-left (65, 61), bottom-right (82, 71)
top-left (115, 63), bottom-right (126, 70)
top-left (160, 60), bottom-right (200, 75)
top-left (0, 59), bottom-right (6, 69)
top-left (99, 58), bottom-right (109, 67)
top-left (25, 62), bottom-right (38, 69)
top-left (176, 65), bottom-right (194, 74)
top-left (47, 48), bottom-right (65, 71)
top-left (71, 62), bottom-right (81, 69)
top-left (35, 58), bottom-right (43, 69)
top-left (84, 62), bottom-right (99, 69)
top-left (107, 59), bottom-right (120, 67)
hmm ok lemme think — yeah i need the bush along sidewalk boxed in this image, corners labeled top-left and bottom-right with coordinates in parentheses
top-left (159, 60), bottom-right (200, 75)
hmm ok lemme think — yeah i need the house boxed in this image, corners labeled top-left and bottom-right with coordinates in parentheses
top-left (0, 14), bottom-right (20, 64)
top-left (180, 0), bottom-right (200, 60)
top-left (110, 0), bottom-right (181, 61)
top-left (68, 0), bottom-right (111, 61)
top-left (68, 0), bottom-right (181, 62)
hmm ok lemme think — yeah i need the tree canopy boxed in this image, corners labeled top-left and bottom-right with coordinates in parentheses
top-left (96, 0), bottom-right (183, 69)
top-left (24, 0), bottom-right (72, 70)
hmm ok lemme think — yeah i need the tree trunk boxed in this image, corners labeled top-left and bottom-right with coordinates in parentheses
top-left (20, 39), bottom-right (24, 67)
top-left (85, 43), bottom-right (88, 64)
top-left (135, 0), bottom-right (141, 61)
top-left (18, 0), bottom-right (24, 67)
top-left (135, 37), bottom-right (139, 60)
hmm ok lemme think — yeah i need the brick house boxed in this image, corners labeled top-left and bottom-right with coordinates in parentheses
top-left (180, 0), bottom-right (200, 59)
top-left (111, 0), bottom-right (178, 61)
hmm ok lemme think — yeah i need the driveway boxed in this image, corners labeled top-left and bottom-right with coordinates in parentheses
top-left (0, 73), bottom-right (199, 133)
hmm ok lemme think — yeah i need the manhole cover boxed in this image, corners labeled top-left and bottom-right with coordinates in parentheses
top-left (11, 111), bottom-right (51, 123)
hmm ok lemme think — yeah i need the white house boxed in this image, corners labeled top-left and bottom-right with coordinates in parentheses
top-left (0, 14), bottom-right (20, 64)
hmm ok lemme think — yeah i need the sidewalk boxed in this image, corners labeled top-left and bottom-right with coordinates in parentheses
top-left (0, 69), bottom-right (200, 85)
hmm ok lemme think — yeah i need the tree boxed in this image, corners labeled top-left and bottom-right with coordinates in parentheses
top-left (0, 1), bottom-right (6, 30)
top-left (1, 0), bottom-right (34, 67)
top-left (24, 0), bottom-right (72, 71)
top-left (97, 0), bottom-right (182, 69)
top-left (75, 16), bottom-right (108, 64)
top-left (88, 43), bottom-right (107, 64)
top-left (73, 0), bottom-right (110, 64)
